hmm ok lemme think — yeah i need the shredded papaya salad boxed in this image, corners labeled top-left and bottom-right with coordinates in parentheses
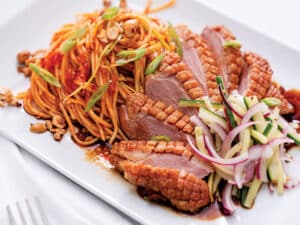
top-left (180, 76), bottom-right (300, 214)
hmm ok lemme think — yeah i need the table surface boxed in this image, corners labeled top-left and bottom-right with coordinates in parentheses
top-left (0, 0), bottom-right (299, 224)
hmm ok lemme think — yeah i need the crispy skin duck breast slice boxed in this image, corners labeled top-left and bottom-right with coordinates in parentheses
top-left (239, 52), bottom-right (273, 98)
top-left (265, 81), bottom-right (294, 114)
top-left (145, 52), bottom-right (199, 116)
top-left (176, 25), bottom-right (221, 102)
top-left (119, 93), bottom-right (194, 142)
top-left (202, 25), bottom-right (244, 93)
top-left (109, 140), bottom-right (212, 212)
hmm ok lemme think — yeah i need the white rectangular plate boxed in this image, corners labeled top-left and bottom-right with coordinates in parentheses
top-left (0, 0), bottom-right (300, 224)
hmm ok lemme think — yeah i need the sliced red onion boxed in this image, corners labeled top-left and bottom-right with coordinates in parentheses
top-left (268, 183), bottom-right (274, 193)
top-left (203, 134), bottom-right (220, 158)
top-left (256, 158), bottom-right (269, 182)
top-left (235, 159), bottom-right (260, 188)
top-left (263, 112), bottom-right (271, 118)
top-left (241, 102), bottom-right (269, 124)
top-left (244, 161), bottom-right (256, 184)
top-left (235, 137), bottom-right (293, 187)
top-left (282, 128), bottom-right (288, 136)
top-left (190, 115), bottom-right (214, 144)
top-left (209, 123), bottom-right (227, 141)
top-left (219, 86), bottom-right (243, 118)
top-left (221, 183), bottom-right (235, 215)
top-left (249, 138), bottom-right (293, 161)
top-left (234, 162), bottom-right (247, 188)
top-left (221, 121), bottom-right (257, 156)
top-left (188, 136), bottom-right (248, 166)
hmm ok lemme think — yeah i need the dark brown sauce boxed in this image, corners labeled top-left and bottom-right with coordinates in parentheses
top-left (85, 146), bottom-right (113, 169)
top-left (85, 147), bottom-right (223, 221)
top-left (137, 186), bottom-right (223, 221)
top-left (193, 201), bottom-right (223, 220)
top-left (285, 89), bottom-right (300, 121)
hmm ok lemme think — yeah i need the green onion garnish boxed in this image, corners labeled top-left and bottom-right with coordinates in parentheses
top-left (167, 23), bottom-right (183, 58)
top-left (150, 135), bottom-right (171, 142)
top-left (223, 40), bottom-right (241, 49)
top-left (60, 39), bottom-right (77, 53)
top-left (102, 7), bottom-right (119, 20)
top-left (70, 26), bottom-right (87, 40)
top-left (84, 81), bottom-right (111, 112)
top-left (116, 48), bottom-right (146, 66)
top-left (60, 26), bottom-right (87, 53)
top-left (29, 63), bottom-right (61, 87)
top-left (145, 54), bottom-right (164, 75)
top-left (178, 98), bottom-right (223, 109)
top-left (262, 97), bottom-right (281, 107)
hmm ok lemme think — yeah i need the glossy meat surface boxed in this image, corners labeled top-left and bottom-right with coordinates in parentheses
top-left (109, 140), bottom-right (212, 212)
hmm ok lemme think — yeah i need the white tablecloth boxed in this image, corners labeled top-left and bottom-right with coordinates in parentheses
top-left (0, 0), bottom-right (299, 224)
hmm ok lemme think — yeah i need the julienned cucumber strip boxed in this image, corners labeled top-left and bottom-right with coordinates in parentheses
top-left (216, 76), bottom-right (237, 128)
top-left (244, 96), bottom-right (266, 132)
top-left (178, 99), bottom-right (223, 109)
top-left (198, 107), bottom-right (228, 130)
top-left (243, 178), bottom-right (262, 209)
top-left (250, 129), bottom-right (268, 144)
top-left (263, 122), bottom-right (273, 136)
top-left (244, 96), bottom-right (258, 109)
top-left (278, 124), bottom-right (300, 145)
top-left (262, 97), bottom-right (281, 107)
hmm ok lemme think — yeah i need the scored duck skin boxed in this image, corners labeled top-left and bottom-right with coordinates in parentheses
top-left (265, 81), bottom-right (294, 114)
top-left (202, 25), bottom-right (244, 93)
top-left (239, 52), bottom-right (273, 98)
top-left (119, 93), bottom-right (194, 142)
top-left (145, 52), bottom-right (201, 115)
top-left (109, 140), bottom-right (212, 212)
top-left (176, 25), bottom-right (221, 102)
top-left (145, 51), bottom-right (206, 115)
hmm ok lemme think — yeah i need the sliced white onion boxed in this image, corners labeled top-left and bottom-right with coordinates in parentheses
top-left (221, 183), bottom-right (235, 215)
top-left (209, 123), bottom-right (227, 141)
top-left (241, 102), bottom-right (269, 124)
top-left (221, 122), bottom-right (257, 156)
top-left (188, 136), bottom-right (248, 166)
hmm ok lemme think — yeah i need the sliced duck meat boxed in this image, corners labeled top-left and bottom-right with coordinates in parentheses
top-left (109, 140), bottom-right (212, 212)
top-left (181, 42), bottom-right (208, 97)
top-left (239, 52), bottom-right (273, 98)
top-left (265, 81), bottom-right (294, 114)
top-left (145, 73), bottom-right (198, 116)
top-left (176, 25), bottom-right (221, 102)
top-left (202, 25), bottom-right (244, 93)
top-left (119, 93), bottom-right (194, 142)
top-left (145, 51), bottom-right (198, 116)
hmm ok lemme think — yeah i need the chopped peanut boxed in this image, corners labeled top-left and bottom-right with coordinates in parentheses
top-left (17, 51), bottom-right (31, 64)
top-left (30, 123), bottom-right (47, 133)
top-left (123, 19), bottom-right (138, 38)
top-left (52, 115), bottom-right (66, 129)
